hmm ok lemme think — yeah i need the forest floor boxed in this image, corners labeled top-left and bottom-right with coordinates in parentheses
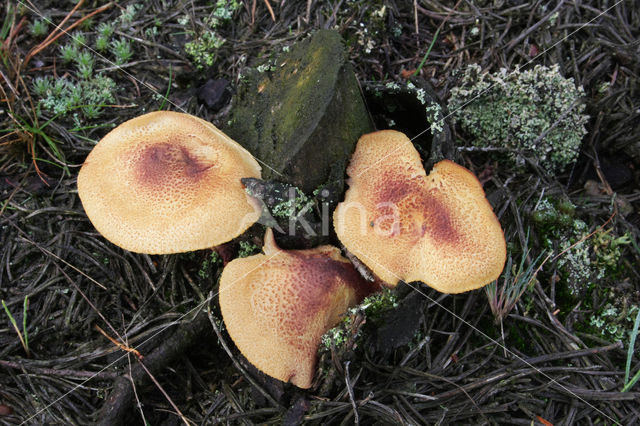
top-left (0, 0), bottom-right (639, 424)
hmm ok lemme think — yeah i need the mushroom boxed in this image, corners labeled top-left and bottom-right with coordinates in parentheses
top-left (77, 111), bottom-right (261, 254)
top-left (219, 228), bottom-right (377, 388)
top-left (333, 130), bottom-right (506, 293)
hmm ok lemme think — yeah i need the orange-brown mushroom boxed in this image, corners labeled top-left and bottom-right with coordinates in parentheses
top-left (77, 111), bottom-right (261, 254)
top-left (333, 130), bottom-right (506, 293)
top-left (219, 228), bottom-right (376, 388)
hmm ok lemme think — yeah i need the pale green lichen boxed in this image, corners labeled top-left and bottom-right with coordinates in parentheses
top-left (352, 4), bottom-right (386, 55)
top-left (321, 289), bottom-right (397, 350)
top-left (183, 0), bottom-right (240, 70)
top-left (534, 197), bottom-right (630, 297)
top-left (425, 102), bottom-right (444, 134)
top-left (118, 4), bottom-right (141, 27)
top-left (271, 188), bottom-right (311, 219)
top-left (590, 304), bottom-right (639, 342)
top-left (591, 229), bottom-right (631, 273)
top-left (238, 241), bottom-right (260, 258)
top-left (382, 80), bottom-right (445, 135)
top-left (556, 224), bottom-right (597, 296)
top-left (256, 63), bottom-right (275, 73)
top-left (448, 64), bottom-right (588, 172)
top-left (198, 251), bottom-right (220, 279)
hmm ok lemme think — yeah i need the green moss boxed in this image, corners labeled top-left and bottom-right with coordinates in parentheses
top-left (269, 35), bottom-right (342, 150)
top-left (448, 64), bottom-right (588, 172)
top-left (111, 38), bottom-right (133, 65)
top-left (29, 18), bottom-right (49, 37)
top-left (591, 230), bottom-right (631, 275)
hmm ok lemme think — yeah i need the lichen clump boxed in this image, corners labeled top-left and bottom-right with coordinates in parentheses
top-left (590, 303), bottom-right (639, 342)
top-left (448, 64), bottom-right (589, 172)
top-left (321, 289), bottom-right (398, 350)
top-left (532, 197), bottom-right (631, 297)
top-left (181, 0), bottom-right (241, 70)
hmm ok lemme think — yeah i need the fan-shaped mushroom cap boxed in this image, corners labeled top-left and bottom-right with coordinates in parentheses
top-left (219, 229), bottom-right (376, 388)
top-left (333, 130), bottom-right (506, 293)
top-left (77, 111), bottom-right (261, 254)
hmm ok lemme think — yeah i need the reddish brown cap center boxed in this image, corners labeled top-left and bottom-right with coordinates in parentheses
top-left (134, 142), bottom-right (214, 187)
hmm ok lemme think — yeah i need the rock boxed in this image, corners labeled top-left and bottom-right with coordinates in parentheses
top-left (373, 290), bottom-right (425, 356)
top-left (197, 78), bottom-right (231, 111)
top-left (226, 30), bottom-right (374, 193)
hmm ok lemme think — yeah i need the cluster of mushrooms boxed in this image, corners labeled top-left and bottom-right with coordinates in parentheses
top-left (78, 111), bottom-right (506, 388)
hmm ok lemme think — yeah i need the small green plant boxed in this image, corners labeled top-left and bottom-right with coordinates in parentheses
top-left (81, 104), bottom-right (101, 119)
top-left (321, 289), bottom-right (398, 350)
top-left (554, 223), bottom-right (630, 297)
top-left (97, 22), bottom-right (114, 38)
top-left (75, 50), bottom-right (94, 68)
top-left (591, 229), bottom-right (631, 274)
top-left (94, 22), bottom-right (114, 52)
top-left (59, 43), bottom-right (78, 63)
top-left (75, 51), bottom-right (94, 79)
top-left (36, 74), bottom-right (116, 118)
top-left (29, 18), bottom-right (49, 37)
top-left (414, 27), bottom-right (440, 75)
top-left (448, 64), bottom-right (589, 172)
top-left (118, 4), bottom-right (140, 27)
top-left (11, 112), bottom-right (69, 171)
top-left (622, 307), bottom-right (640, 392)
top-left (70, 30), bottom-right (87, 47)
top-left (111, 38), bottom-right (133, 65)
top-left (184, 31), bottom-right (225, 69)
top-left (485, 238), bottom-right (547, 325)
top-left (2, 297), bottom-right (30, 357)
top-left (32, 76), bottom-right (52, 96)
top-left (532, 197), bottom-right (629, 298)
top-left (77, 62), bottom-right (93, 80)
top-left (95, 35), bottom-right (109, 52)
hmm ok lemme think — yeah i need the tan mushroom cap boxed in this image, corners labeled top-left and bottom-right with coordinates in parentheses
top-left (333, 130), bottom-right (506, 293)
top-left (77, 111), bottom-right (261, 254)
top-left (219, 229), bottom-right (376, 388)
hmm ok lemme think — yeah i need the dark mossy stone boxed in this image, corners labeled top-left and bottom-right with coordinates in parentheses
top-left (372, 289), bottom-right (425, 356)
top-left (242, 177), bottom-right (339, 249)
top-left (225, 30), bottom-right (374, 193)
